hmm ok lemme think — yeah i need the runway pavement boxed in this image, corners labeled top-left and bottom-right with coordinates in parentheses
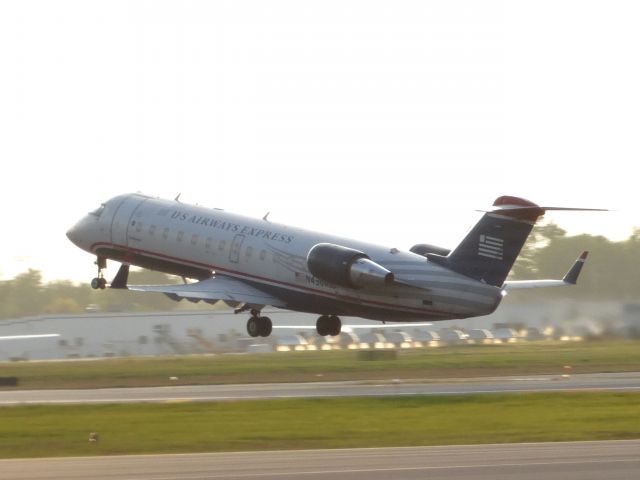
top-left (1, 440), bottom-right (638, 480)
top-left (1, 372), bottom-right (640, 405)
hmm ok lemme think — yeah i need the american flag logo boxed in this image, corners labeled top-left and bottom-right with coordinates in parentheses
top-left (478, 234), bottom-right (503, 260)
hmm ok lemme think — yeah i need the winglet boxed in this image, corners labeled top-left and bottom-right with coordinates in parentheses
top-left (502, 251), bottom-right (589, 290)
top-left (562, 251), bottom-right (589, 285)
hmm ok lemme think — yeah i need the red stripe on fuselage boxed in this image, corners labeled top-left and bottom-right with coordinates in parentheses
top-left (90, 241), bottom-right (442, 317)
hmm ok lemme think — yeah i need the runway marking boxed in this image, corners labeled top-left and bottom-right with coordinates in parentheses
top-left (132, 458), bottom-right (640, 479)
top-left (2, 386), bottom-right (640, 406)
top-left (2, 373), bottom-right (640, 406)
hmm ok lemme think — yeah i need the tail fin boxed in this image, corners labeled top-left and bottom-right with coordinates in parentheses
top-left (427, 196), bottom-right (602, 287)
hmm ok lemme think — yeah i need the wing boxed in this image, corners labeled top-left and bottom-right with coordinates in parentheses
top-left (502, 251), bottom-right (588, 290)
top-left (112, 265), bottom-right (287, 308)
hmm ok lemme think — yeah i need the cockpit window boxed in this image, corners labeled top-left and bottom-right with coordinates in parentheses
top-left (89, 204), bottom-right (106, 217)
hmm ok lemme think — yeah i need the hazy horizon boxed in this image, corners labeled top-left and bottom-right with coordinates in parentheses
top-left (2, 1), bottom-right (638, 283)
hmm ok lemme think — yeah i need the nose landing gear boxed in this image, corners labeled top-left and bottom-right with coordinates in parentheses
top-left (91, 277), bottom-right (107, 290)
top-left (91, 256), bottom-right (108, 290)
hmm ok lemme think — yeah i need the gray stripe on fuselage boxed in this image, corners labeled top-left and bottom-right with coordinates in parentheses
top-left (392, 275), bottom-right (493, 293)
top-left (430, 294), bottom-right (496, 310)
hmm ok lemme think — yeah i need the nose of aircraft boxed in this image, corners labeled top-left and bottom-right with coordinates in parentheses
top-left (66, 222), bottom-right (82, 247)
top-left (66, 215), bottom-right (94, 251)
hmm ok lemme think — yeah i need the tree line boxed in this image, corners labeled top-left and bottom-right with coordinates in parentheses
top-left (1, 224), bottom-right (638, 320)
top-left (0, 269), bottom-right (190, 319)
top-left (511, 223), bottom-right (640, 300)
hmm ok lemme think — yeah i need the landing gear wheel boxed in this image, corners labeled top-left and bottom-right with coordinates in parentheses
top-left (258, 317), bottom-right (272, 337)
top-left (328, 315), bottom-right (341, 336)
top-left (316, 315), bottom-right (329, 336)
top-left (91, 257), bottom-right (108, 290)
top-left (247, 316), bottom-right (273, 338)
top-left (316, 315), bottom-right (341, 337)
top-left (247, 317), bottom-right (261, 337)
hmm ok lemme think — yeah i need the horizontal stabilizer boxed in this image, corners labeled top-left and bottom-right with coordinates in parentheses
top-left (480, 196), bottom-right (607, 222)
top-left (502, 251), bottom-right (588, 290)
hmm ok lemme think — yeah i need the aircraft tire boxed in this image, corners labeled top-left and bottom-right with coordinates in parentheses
top-left (328, 315), bottom-right (342, 336)
top-left (316, 315), bottom-right (330, 336)
top-left (91, 278), bottom-right (101, 290)
top-left (259, 317), bottom-right (272, 337)
top-left (247, 317), bottom-right (260, 337)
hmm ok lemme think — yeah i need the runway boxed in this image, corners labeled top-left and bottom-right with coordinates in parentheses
top-left (1, 372), bottom-right (640, 405)
top-left (1, 440), bottom-right (638, 480)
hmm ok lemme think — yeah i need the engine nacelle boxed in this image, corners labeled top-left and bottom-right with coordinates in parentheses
top-left (306, 243), bottom-right (395, 289)
top-left (410, 243), bottom-right (451, 257)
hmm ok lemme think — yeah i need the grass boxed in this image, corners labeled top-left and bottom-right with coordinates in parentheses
top-left (0, 392), bottom-right (639, 458)
top-left (1, 340), bottom-right (640, 389)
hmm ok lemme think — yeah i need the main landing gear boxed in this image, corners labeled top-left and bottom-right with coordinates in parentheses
top-left (316, 315), bottom-right (341, 337)
top-left (245, 312), bottom-right (341, 338)
top-left (246, 310), bottom-right (273, 338)
top-left (91, 257), bottom-right (108, 290)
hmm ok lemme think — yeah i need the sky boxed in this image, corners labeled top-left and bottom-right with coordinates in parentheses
top-left (1, 1), bottom-right (638, 283)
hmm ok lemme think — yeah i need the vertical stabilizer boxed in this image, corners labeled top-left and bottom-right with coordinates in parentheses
top-left (436, 196), bottom-right (545, 287)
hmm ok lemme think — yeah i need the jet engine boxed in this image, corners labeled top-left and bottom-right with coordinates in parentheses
top-left (306, 243), bottom-right (395, 289)
top-left (410, 243), bottom-right (451, 257)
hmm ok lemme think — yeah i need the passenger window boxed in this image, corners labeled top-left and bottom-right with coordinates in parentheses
top-left (245, 246), bottom-right (253, 259)
top-left (205, 237), bottom-right (213, 249)
top-left (136, 222), bottom-right (143, 233)
top-left (149, 225), bottom-right (156, 236)
top-left (218, 240), bottom-right (226, 251)
top-left (177, 231), bottom-right (184, 242)
top-left (191, 234), bottom-right (199, 246)
top-left (260, 250), bottom-right (267, 261)
top-left (162, 228), bottom-right (169, 240)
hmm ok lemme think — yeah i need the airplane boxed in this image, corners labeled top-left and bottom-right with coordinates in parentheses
top-left (66, 194), bottom-right (599, 338)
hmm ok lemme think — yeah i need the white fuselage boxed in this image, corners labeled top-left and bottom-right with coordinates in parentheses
top-left (67, 193), bottom-right (503, 322)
